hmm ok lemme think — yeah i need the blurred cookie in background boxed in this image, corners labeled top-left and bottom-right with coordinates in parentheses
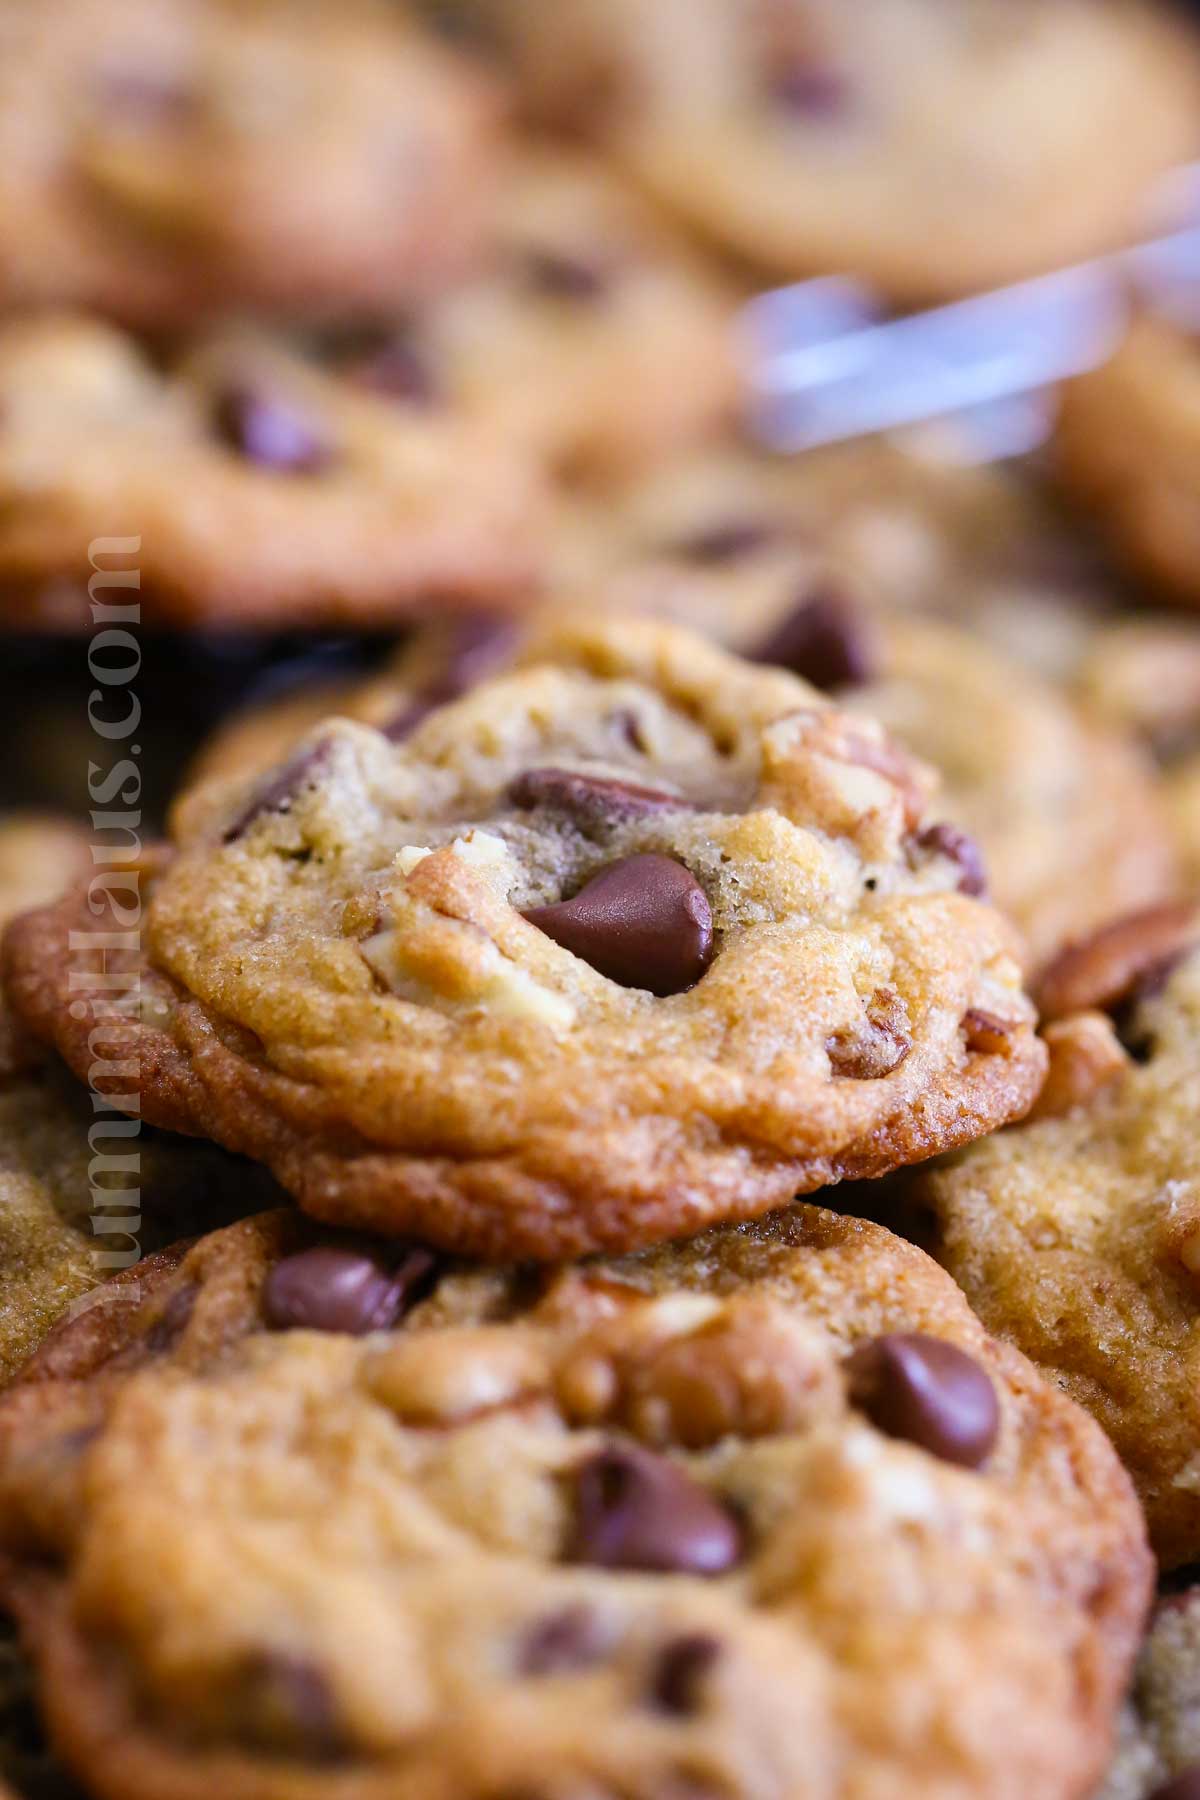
top-left (0, 0), bottom-right (502, 325)
top-left (1102, 1581), bottom-right (1200, 1800)
top-left (1058, 318), bottom-right (1200, 612)
top-left (0, 315), bottom-right (549, 631)
top-left (450, 0), bottom-right (1200, 301)
top-left (331, 145), bottom-right (738, 481)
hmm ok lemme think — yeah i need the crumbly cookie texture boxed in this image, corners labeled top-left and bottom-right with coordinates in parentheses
top-left (1058, 319), bottom-right (1200, 612)
top-left (0, 1204), bottom-right (1152, 1800)
top-left (918, 909), bottom-right (1200, 1568)
top-left (333, 144), bottom-right (737, 480)
top-left (7, 617), bottom-right (1044, 1261)
top-left (0, 315), bottom-right (548, 630)
top-left (457, 0), bottom-right (1200, 301)
top-left (1101, 1584), bottom-right (1200, 1800)
top-left (0, 0), bottom-right (499, 323)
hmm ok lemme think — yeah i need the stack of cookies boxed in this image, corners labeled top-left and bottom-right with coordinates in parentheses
top-left (5, 3), bottom-right (1200, 1798)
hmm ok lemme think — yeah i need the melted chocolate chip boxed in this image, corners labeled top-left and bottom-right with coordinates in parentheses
top-left (214, 385), bottom-right (330, 474)
top-left (508, 768), bottom-right (688, 831)
top-left (144, 1282), bottom-right (198, 1354)
top-left (569, 1444), bottom-right (742, 1576)
top-left (1148, 1770), bottom-right (1200, 1800)
top-left (847, 1333), bottom-right (999, 1469)
top-left (674, 519), bottom-right (778, 565)
top-left (913, 822), bottom-right (988, 899)
top-left (263, 1245), bottom-right (436, 1335)
top-left (524, 854), bottom-right (713, 996)
top-left (520, 247), bottom-right (612, 301)
top-left (767, 59), bottom-right (850, 116)
top-left (748, 589), bottom-right (876, 690)
top-left (98, 64), bottom-right (198, 123)
top-left (651, 1634), bottom-right (721, 1715)
top-left (223, 740), bottom-right (333, 843)
top-left (520, 1604), bottom-right (607, 1676)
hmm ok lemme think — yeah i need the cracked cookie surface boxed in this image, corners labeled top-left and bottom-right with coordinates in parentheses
top-left (0, 1204), bottom-right (1152, 1800)
top-left (917, 910), bottom-right (1200, 1567)
top-left (6, 617), bottom-right (1044, 1260)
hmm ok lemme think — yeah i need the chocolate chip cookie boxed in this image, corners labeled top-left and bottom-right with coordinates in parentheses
top-left (1058, 318), bottom-right (1200, 612)
top-left (459, 0), bottom-right (1200, 301)
top-left (917, 904), bottom-right (1200, 1567)
top-left (0, 0), bottom-right (499, 324)
top-left (336, 144), bottom-right (737, 480)
top-left (6, 616), bottom-right (1044, 1260)
top-left (0, 315), bottom-right (547, 630)
top-left (0, 1203), bottom-right (1151, 1800)
top-left (1102, 1582), bottom-right (1200, 1800)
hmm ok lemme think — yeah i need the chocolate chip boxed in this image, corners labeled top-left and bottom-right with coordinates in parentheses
top-left (1147, 1769), bottom-right (1200, 1800)
top-left (569, 1443), bottom-right (741, 1576)
top-left (651, 1634), bottom-right (721, 1715)
top-left (240, 1652), bottom-right (343, 1759)
top-left (380, 617), bottom-right (518, 742)
top-left (144, 1282), bottom-right (198, 1354)
top-left (520, 1604), bottom-right (606, 1676)
top-left (214, 384), bottom-right (331, 474)
top-left (610, 708), bottom-right (649, 753)
top-left (673, 520), bottom-right (778, 565)
top-left (98, 64), bottom-right (198, 123)
top-left (524, 854), bottom-right (713, 996)
top-left (508, 768), bottom-right (688, 831)
top-left (913, 822), bottom-right (988, 899)
top-left (767, 60), bottom-right (850, 116)
top-left (263, 1245), bottom-right (436, 1335)
top-left (223, 740), bottom-right (332, 842)
top-left (520, 247), bottom-right (612, 301)
top-left (380, 698), bottom-right (438, 743)
top-left (350, 334), bottom-right (437, 407)
top-left (847, 1333), bottom-right (999, 1469)
top-left (748, 589), bottom-right (877, 690)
